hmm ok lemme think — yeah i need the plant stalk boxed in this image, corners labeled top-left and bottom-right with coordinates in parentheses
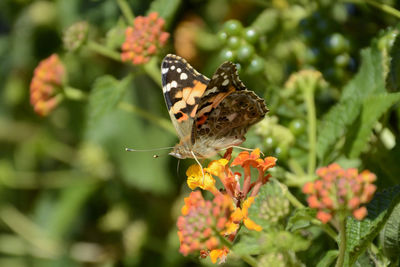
top-left (87, 41), bottom-right (122, 62)
top-left (116, 0), bottom-right (135, 24)
top-left (335, 217), bottom-right (347, 267)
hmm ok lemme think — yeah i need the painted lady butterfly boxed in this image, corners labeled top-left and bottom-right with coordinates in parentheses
top-left (161, 54), bottom-right (268, 159)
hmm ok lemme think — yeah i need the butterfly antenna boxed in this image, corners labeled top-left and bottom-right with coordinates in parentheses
top-left (231, 146), bottom-right (264, 156)
top-left (125, 147), bottom-right (173, 152)
top-left (191, 151), bottom-right (205, 184)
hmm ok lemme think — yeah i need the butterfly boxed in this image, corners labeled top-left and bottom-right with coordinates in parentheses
top-left (161, 54), bottom-right (268, 160)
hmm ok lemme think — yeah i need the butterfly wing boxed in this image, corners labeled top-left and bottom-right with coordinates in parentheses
top-left (161, 54), bottom-right (209, 141)
top-left (192, 62), bottom-right (268, 157)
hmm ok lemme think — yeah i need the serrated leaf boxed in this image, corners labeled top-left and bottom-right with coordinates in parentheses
top-left (85, 75), bottom-right (131, 138)
top-left (381, 202), bottom-right (400, 260)
top-left (317, 47), bottom-right (385, 162)
top-left (233, 230), bottom-right (309, 256)
top-left (286, 208), bottom-right (317, 232)
top-left (316, 250), bottom-right (338, 267)
top-left (345, 185), bottom-right (400, 266)
top-left (387, 32), bottom-right (400, 92)
top-left (148, 0), bottom-right (181, 28)
top-left (345, 92), bottom-right (400, 158)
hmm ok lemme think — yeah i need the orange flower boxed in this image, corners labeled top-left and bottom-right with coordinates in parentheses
top-left (303, 163), bottom-right (377, 223)
top-left (121, 12), bottom-right (169, 65)
top-left (30, 54), bottom-right (65, 116)
top-left (257, 156), bottom-right (277, 172)
top-left (231, 148), bottom-right (261, 167)
top-left (177, 191), bottom-right (233, 258)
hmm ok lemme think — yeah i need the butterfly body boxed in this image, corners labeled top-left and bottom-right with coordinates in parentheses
top-left (161, 54), bottom-right (268, 159)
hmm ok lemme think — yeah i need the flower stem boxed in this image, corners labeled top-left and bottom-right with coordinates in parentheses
top-left (87, 41), bottom-right (122, 62)
top-left (118, 101), bottom-right (175, 134)
top-left (143, 57), bottom-right (162, 87)
top-left (63, 86), bottom-right (87, 100)
top-left (219, 236), bottom-right (258, 267)
top-left (116, 0), bottom-right (135, 24)
top-left (303, 82), bottom-right (317, 176)
top-left (335, 217), bottom-right (347, 267)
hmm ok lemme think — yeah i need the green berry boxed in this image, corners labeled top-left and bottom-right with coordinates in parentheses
top-left (223, 20), bottom-right (243, 36)
top-left (218, 31), bottom-right (228, 43)
top-left (264, 136), bottom-right (277, 149)
top-left (334, 53), bottom-right (350, 67)
top-left (325, 33), bottom-right (350, 54)
top-left (289, 119), bottom-right (305, 136)
top-left (227, 36), bottom-right (241, 49)
top-left (237, 44), bottom-right (255, 62)
top-left (220, 49), bottom-right (236, 61)
top-left (243, 28), bottom-right (259, 44)
top-left (247, 56), bottom-right (265, 74)
top-left (274, 144), bottom-right (288, 160)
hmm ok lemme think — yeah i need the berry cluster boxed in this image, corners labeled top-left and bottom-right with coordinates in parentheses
top-left (218, 20), bottom-right (265, 74)
top-left (299, 11), bottom-right (355, 84)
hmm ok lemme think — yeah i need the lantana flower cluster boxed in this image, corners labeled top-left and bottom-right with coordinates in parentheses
top-left (177, 148), bottom-right (277, 263)
top-left (121, 12), bottom-right (169, 65)
top-left (63, 21), bottom-right (89, 52)
top-left (30, 54), bottom-right (65, 116)
top-left (303, 163), bottom-right (377, 224)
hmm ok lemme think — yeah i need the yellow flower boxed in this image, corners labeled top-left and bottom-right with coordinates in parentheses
top-left (210, 247), bottom-right (229, 264)
top-left (241, 197), bottom-right (262, 231)
top-left (205, 159), bottom-right (229, 176)
top-left (186, 164), bottom-right (216, 191)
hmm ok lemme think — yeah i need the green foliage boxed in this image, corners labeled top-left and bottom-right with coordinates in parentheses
top-left (148, 0), bottom-right (181, 28)
top-left (85, 75), bottom-right (131, 138)
top-left (345, 185), bottom-right (400, 266)
top-left (380, 202), bottom-right (400, 261)
top-left (316, 250), bottom-right (339, 267)
top-left (286, 208), bottom-right (317, 232)
top-left (345, 92), bottom-right (400, 158)
top-left (317, 47), bottom-right (385, 162)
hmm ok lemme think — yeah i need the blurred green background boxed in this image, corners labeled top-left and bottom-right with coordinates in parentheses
top-left (1, 0), bottom-right (400, 266)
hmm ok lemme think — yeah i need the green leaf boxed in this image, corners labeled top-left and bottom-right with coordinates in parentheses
top-left (381, 202), bottom-right (400, 260)
top-left (345, 185), bottom-right (400, 266)
top-left (148, 0), bottom-right (181, 28)
top-left (286, 208), bottom-right (317, 232)
top-left (317, 47), bottom-right (385, 162)
top-left (233, 230), bottom-right (310, 256)
top-left (386, 31), bottom-right (400, 92)
top-left (85, 75), bottom-right (131, 138)
top-left (316, 250), bottom-right (339, 267)
top-left (345, 92), bottom-right (400, 158)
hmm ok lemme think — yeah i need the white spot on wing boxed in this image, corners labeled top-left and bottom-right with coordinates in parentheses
top-left (177, 68), bottom-right (182, 73)
top-left (162, 68), bottom-right (168, 74)
top-left (180, 73), bottom-right (188, 80)
top-left (222, 79), bottom-right (229, 86)
top-left (166, 83), bottom-right (171, 92)
top-left (171, 66), bottom-right (175, 70)
top-left (171, 81), bottom-right (178, 88)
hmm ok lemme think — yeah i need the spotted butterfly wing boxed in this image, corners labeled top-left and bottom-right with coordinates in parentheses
top-left (161, 54), bottom-right (268, 159)
top-left (161, 54), bottom-right (209, 142)
top-left (191, 62), bottom-right (268, 157)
